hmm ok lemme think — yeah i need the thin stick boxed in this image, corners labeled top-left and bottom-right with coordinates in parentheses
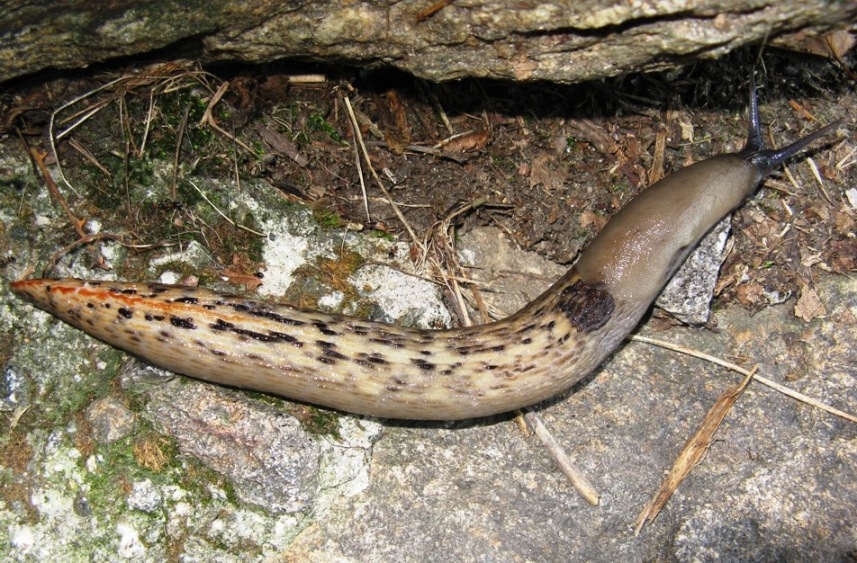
top-left (523, 411), bottom-right (600, 505)
top-left (632, 335), bottom-right (857, 424)
top-left (139, 87), bottom-right (157, 156)
top-left (343, 96), bottom-right (371, 222)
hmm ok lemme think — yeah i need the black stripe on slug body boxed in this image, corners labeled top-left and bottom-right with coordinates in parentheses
top-left (209, 318), bottom-right (303, 347)
top-left (247, 308), bottom-right (307, 326)
top-left (109, 287), bottom-right (138, 295)
top-left (319, 347), bottom-right (349, 362)
top-left (172, 296), bottom-right (199, 304)
top-left (363, 352), bottom-right (388, 364)
top-left (369, 337), bottom-right (404, 349)
top-left (209, 319), bottom-right (234, 331)
top-left (313, 321), bottom-right (338, 336)
top-left (170, 316), bottom-right (196, 329)
top-left (556, 280), bottom-right (614, 333)
top-left (411, 358), bottom-right (436, 371)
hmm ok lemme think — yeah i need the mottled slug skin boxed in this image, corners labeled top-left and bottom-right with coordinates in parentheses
top-left (10, 272), bottom-right (640, 420)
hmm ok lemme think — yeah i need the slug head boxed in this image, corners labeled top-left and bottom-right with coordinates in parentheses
top-left (575, 76), bottom-right (843, 305)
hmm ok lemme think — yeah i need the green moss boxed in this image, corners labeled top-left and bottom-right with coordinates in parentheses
top-left (368, 229), bottom-right (395, 241)
top-left (303, 409), bottom-right (342, 439)
top-left (312, 208), bottom-right (345, 229)
top-left (307, 112), bottom-right (344, 143)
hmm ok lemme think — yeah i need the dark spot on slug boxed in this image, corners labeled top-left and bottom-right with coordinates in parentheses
top-left (117, 308), bottom-right (133, 319)
top-left (102, 303), bottom-right (111, 309)
top-left (211, 349), bottom-right (227, 356)
top-left (557, 280), bottom-right (614, 333)
top-left (240, 327), bottom-right (302, 346)
top-left (365, 353), bottom-right (388, 364)
top-left (203, 304), bottom-right (216, 310)
top-left (313, 321), bottom-right (338, 336)
top-left (173, 296), bottom-right (199, 304)
top-left (318, 356), bottom-right (337, 365)
top-left (248, 308), bottom-right (307, 326)
top-left (159, 331), bottom-right (172, 339)
top-left (411, 358), bottom-right (436, 371)
top-left (316, 340), bottom-right (337, 349)
top-left (86, 303), bottom-right (95, 309)
top-left (209, 319), bottom-right (305, 347)
top-left (322, 347), bottom-right (349, 361)
top-left (145, 313), bottom-right (154, 321)
top-left (109, 287), bottom-right (138, 295)
top-left (490, 345), bottom-right (505, 352)
top-left (170, 316), bottom-right (196, 330)
top-left (522, 337), bottom-right (533, 345)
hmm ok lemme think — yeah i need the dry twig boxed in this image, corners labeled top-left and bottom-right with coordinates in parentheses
top-left (524, 411), bottom-right (600, 506)
top-left (634, 368), bottom-right (757, 534)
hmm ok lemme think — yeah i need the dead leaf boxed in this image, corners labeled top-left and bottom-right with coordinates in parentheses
top-left (442, 130), bottom-right (490, 153)
top-left (794, 284), bottom-right (826, 322)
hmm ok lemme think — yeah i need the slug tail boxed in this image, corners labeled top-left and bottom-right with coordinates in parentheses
top-left (739, 73), bottom-right (843, 174)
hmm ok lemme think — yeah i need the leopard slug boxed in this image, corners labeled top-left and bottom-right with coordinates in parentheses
top-left (11, 82), bottom-right (841, 420)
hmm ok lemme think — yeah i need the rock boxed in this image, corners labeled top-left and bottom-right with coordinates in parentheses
top-left (2, 1), bottom-right (855, 83)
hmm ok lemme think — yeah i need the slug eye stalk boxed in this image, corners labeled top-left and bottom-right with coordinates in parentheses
top-left (740, 74), bottom-right (843, 174)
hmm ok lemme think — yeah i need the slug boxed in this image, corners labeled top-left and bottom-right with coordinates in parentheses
top-left (11, 82), bottom-right (841, 420)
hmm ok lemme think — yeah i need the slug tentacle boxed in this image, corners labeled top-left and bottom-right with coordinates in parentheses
top-left (10, 82), bottom-right (843, 420)
top-left (740, 74), bottom-right (843, 174)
